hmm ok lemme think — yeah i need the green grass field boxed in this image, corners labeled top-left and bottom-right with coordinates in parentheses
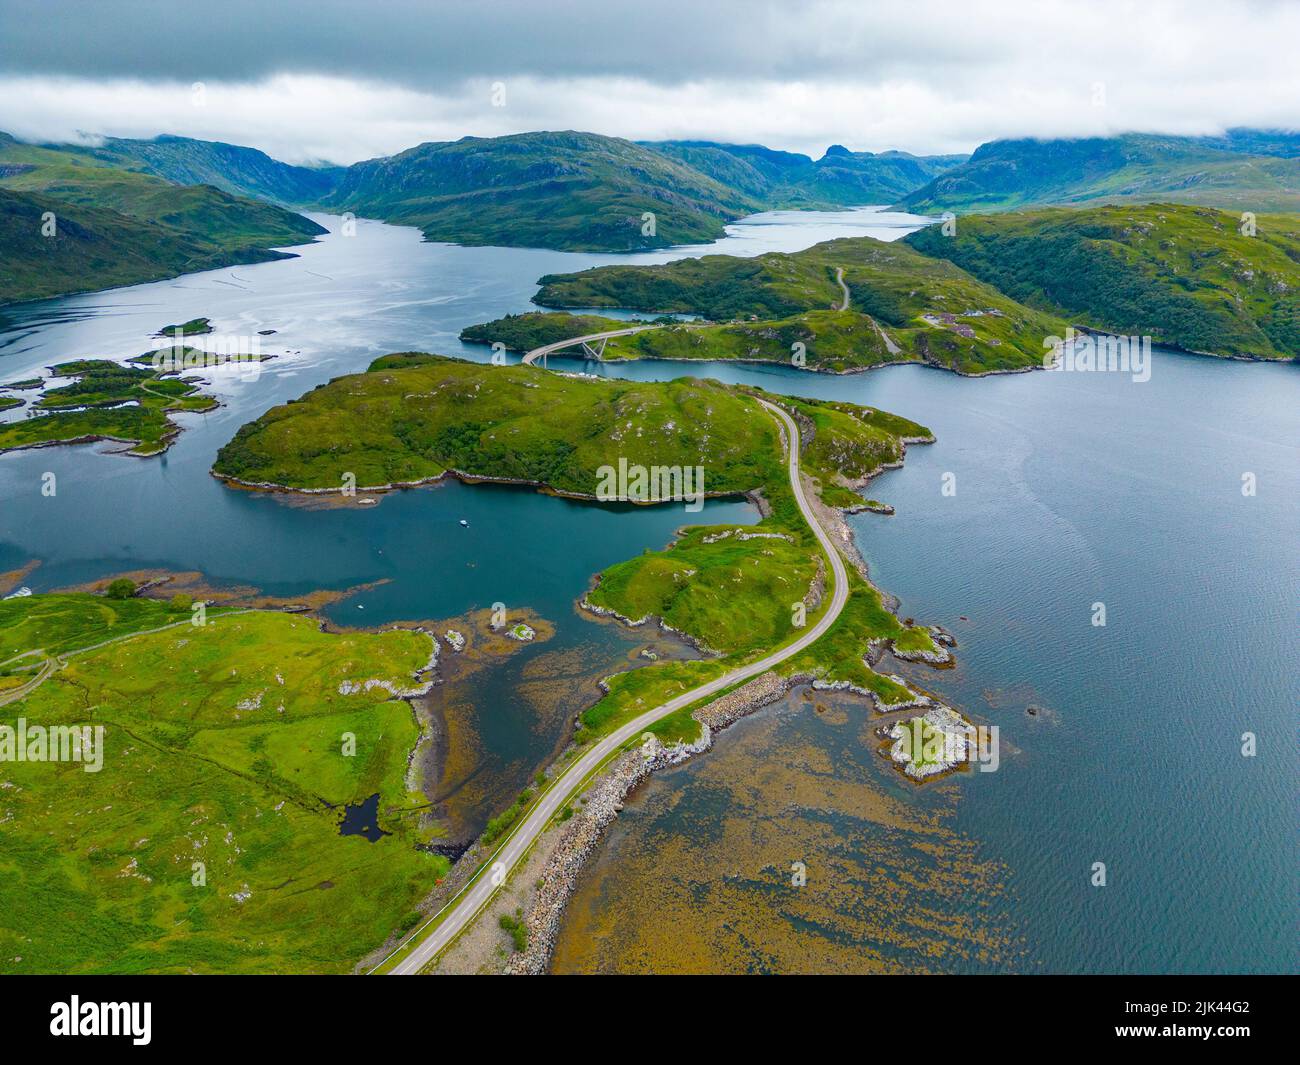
top-left (0, 597), bottom-right (448, 973)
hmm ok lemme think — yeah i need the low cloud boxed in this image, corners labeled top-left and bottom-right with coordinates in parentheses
top-left (0, 0), bottom-right (1296, 163)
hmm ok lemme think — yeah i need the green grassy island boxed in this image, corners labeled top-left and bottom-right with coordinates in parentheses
top-left (0, 358), bottom-right (219, 457)
top-left (154, 317), bottom-right (213, 337)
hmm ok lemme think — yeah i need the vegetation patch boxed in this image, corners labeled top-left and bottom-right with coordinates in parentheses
top-left (0, 358), bottom-right (217, 456)
top-left (0, 132), bottom-right (324, 305)
top-left (155, 317), bottom-right (213, 337)
top-left (907, 203), bottom-right (1300, 359)
top-left (213, 352), bottom-right (785, 493)
top-left (0, 594), bottom-right (447, 973)
top-left (531, 236), bottom-right (1068, 374)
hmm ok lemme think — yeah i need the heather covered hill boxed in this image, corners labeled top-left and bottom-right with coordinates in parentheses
top-left (906, 203), bottom-right (1300, 358)
top-left (897, 133), bottom-right (1300, 214)
top-left (319, 130), bottom-right (762, 252)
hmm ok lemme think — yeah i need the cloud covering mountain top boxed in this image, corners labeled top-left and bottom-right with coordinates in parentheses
top-left (0, 0), bottom-right (1295, 163)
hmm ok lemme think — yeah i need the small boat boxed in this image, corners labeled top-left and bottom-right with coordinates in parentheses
top-left (459, 519), bottom-right (469, 527)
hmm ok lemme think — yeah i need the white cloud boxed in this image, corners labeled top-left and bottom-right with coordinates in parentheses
top-left (0, 0), bottom-right (1296, 163)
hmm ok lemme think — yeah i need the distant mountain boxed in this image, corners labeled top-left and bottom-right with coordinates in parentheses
top-left (0, 132), bottom-right (326, 304)
top-left (0, 186), bottom-right (311, 304)
top-left (905, 202), bottom-right (1300, 358)
top-left (646, 140), bottom-right (967, 207)
top-left (897, 133), bottom-right (1300, 214)
top-left (319, 130), bottom-right (762, 252)
top-left (1191, 128), bottom-right (1300, 159)
top-left (90, 135), bottom-right (340, 206)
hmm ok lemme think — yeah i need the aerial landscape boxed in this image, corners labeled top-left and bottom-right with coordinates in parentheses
top-left (0, 0), bottom-right (1294, 1035)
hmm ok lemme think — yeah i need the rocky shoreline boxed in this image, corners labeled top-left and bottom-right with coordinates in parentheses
top-left (504, 670), bottom-right (789, 974)
top-left (211, 463), bottom-right (753, 506)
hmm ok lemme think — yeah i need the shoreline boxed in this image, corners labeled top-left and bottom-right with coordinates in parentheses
top-left (209, 463), bottom-right (767, 509)
top-left (425, 431), bottom-right (963, 974)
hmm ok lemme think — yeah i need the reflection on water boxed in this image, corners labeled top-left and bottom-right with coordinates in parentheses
top-left (338, 793), bottom-right (387, 842)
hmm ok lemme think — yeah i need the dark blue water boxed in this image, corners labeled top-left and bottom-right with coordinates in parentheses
top-left (1, 207), bottom-right (1294, 972)
top-left (563, 352), bottom-right (1300, 974)
top-left (338, 793), bottom-right (387, 842)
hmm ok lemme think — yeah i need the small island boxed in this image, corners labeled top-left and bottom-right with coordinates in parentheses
top-left (154, 316), bottom-right (214, 337)
top-left (0, 358), bottom-right (218, 457)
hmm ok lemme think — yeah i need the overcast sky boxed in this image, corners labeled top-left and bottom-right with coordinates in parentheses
top-left (0, 0), bottom-right (1296, 164)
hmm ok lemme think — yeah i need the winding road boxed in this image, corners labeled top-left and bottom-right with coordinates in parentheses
top-left (835, 266), bottom-right (851, 311)
top-left (379, 397), bottom-right (850, 974)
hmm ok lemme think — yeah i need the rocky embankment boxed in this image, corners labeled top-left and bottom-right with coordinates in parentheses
top-left (504, 670), bottom-right (788, 974)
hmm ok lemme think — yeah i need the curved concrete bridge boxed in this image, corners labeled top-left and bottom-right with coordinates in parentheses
top-left (522, 324), bottom-right (662, 367)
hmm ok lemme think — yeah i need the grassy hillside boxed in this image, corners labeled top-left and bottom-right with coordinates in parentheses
top-left (906, 203), bottom-right (1300, 358)
top-left (647, 140), bottom-right (966, 207)
top-left (321, 130), bottom-right (761, 252)
top-left (898, 133), bottom-right (1300, 214)
top-left (0, 356), bottom-right (218, 455)
top-left (0, 132), bottom-right (325, 304)
top-left (214, 353), bottom-right (784, 492)
top-left (91, 134), bottom-right (340, 206)
top-left (0, 187), bottom-right (305, 305)
top-left (530, 236), bottom-right (1067, 374)
top-left (0, 595), bottom-right (447, 973)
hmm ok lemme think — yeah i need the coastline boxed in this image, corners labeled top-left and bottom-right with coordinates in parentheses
top-left (421, 432), bottom-right (964, 974)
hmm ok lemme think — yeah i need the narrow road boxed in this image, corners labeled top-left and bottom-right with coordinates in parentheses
top-left (835, 265), bottom-right (901, 354)
top-left (0, 655), bottom-right (58, 708)
top-left (835, 266), bottom-right (851, 311)
top-left (381, 397), bottom-right (850, 974)
top-left (522, 324), bottom-right (661, 366)
top-left (0, 610), bottom-right (254, 707)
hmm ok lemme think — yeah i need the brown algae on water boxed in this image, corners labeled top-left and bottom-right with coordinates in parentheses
top-left (551, 688), bottom-right (1025, 974)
